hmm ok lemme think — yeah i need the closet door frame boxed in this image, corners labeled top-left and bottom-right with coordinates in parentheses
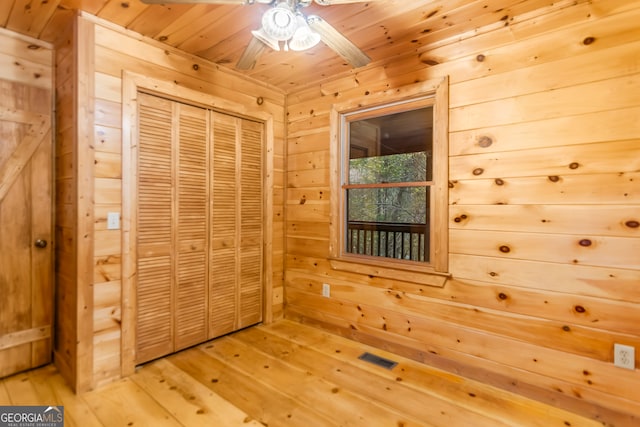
top-left (120, 71), bottom-right (275, 377)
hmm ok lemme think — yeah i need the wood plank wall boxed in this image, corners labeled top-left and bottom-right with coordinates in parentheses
top-left (54, 13), bottom-right (286, 391)
top-left (53, 17), bottom-right (78, 390)
top-left (284, 0), bottom-right (640, 424)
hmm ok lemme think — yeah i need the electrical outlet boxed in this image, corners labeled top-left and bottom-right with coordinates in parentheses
top-left (322, 283), bottom-right (330, 298)
top-left (614, 343), bottom-right (635, 370)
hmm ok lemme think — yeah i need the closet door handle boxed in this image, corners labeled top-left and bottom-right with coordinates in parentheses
top-left (34, 239), bottom-right (48, 248)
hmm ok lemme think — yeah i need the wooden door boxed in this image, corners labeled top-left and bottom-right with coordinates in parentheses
top-left (135, 93), bottom-right (210, 364)
top-left (135, 93), bottom-right (263, 365)
top-left (209, 112), bottom-right (263, 338)
top-left (0, 80), bottom-right (53, 378)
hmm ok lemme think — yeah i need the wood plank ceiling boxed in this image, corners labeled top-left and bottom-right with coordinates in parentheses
top-left (1, 0), bottom-right (557, 91)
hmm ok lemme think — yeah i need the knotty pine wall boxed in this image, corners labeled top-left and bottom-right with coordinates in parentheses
top-left (284, 0), bottom-right (640, 424)
top-left (53, 16), bottom-right (81, 391)
top-left (54, 13), bottom-right (286, 391)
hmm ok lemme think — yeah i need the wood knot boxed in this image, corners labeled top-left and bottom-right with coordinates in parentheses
top-left (299, 196), bottom-right (306, 205)
top-left (624, 220), bottom-right (639, 228)
top-left (578, 239), bottom-right (592, 247)
top-left (498, 292), bottom-right (508, 300)
top-left (453, 214), bottom-right (468, 223)
top-left (158, 35), bottom-right (168, 41)
top-left (499, 245), bottom-right (511, 253)
top-left (562, 325), bottom-right (571, 332)
top-left (494, 178), bottom-right (504, 186)
top-left (583, 36), bottom-right (595, 45)
top-left (477, 135), bottom-right (493, 148)
top-left (476, 54), bottom-right (486, 62)
top-left (472, 168), bottom-right (484, 176)
top-left (574, 305), bottom-right (586, 313)
top-left (548, 175), bottom-right (560, 183)
top-left (448, 180), bottom-right (456, 188)
top-left (489, 271), bottom-right (498, 277)
top-left (422, 58), bottom-right (440, 66)
top-left (569, 162), bottom-right (580, 169)
top-left (192, 64), bottom-right (199, 70)
top-left (256, 96), bottom-right (264, 105)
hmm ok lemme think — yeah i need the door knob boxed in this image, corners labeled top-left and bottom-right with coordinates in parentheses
top-left (34, 239), bottom-right (48, 248)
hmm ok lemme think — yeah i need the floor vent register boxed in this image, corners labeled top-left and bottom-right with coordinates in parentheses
top-left (358, 352), bottom-right (398, 370)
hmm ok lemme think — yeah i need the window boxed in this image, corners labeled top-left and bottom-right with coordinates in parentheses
top-left (329, 78), bottom-right (449, 283)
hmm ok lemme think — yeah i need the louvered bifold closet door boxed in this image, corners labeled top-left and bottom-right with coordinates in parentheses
top-left (175, 103), bottom-right (209, 351)
top-left (136, 94), bottom-right (209, 364)
top-left (209, 112), bottom-right (238, 337)
top-left (136, 93), bottom-right (174, 364)
top-left (239, 120), bottom-right (263, 328)
top-left (209, 113), bottom-right (263, 338)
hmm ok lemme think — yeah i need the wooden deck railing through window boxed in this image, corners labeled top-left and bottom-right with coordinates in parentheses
top-left (346, 221), bottom-right (428, 262)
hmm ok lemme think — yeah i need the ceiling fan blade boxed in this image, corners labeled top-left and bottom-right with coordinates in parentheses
top-left (140, 0), bottom-right (253, 4)
top-left (236, 36), bottom-right (267, 70)
top-left (307, 15), bottom-right (370, 68)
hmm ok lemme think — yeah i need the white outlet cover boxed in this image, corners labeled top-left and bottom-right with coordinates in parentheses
top-left (614, 343), bottom-right (635, 370)
top-left (107, 212), bottom-right (120, 230)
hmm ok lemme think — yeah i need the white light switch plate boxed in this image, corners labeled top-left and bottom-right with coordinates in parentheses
top-left (107, 212), bottom-right (120, 230)
top-left (322, 283), bottom-right (330, 298)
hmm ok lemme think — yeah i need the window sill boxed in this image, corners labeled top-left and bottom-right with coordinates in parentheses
top-left (328, 256), bottom-right (450, 288)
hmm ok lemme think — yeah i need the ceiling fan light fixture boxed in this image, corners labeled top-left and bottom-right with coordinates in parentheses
top-left (289, 15), bottom-right (320, 51)
top-left (261, 2), bottom-right (297, 41)
top-left (251, 28), bottom-right (281, 51)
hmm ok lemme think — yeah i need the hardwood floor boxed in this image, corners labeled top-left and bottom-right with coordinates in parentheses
top-left (0, 320), bottom-right (602, 427)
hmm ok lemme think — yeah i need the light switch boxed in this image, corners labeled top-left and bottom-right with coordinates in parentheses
top-left (107, 212), bottom-right (120, 230)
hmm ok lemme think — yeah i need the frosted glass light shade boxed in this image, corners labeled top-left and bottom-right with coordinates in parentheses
top-left (251, 28), bottom-right (280, 51)
top-left (262, 3), bottom-right (297, 41)
top-left (289, 15), bottom-right (321, 51)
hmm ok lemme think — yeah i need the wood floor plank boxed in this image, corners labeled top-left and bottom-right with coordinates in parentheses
top-left (3, 371), bottom-right (41, 404)
top-left (25, 365), bottom-right (103, 427)
top-left (169, 346), bottom-right (338, 427)
top-left (263, 320), bottom-right (602, 427)
top-left (232, 325), bottom-right (510, 427)
top-left (82, 378), bottom-right (181, 427)
top-left (131, 358), bottom-right (264, 426)
top-left (0, 379), bottom-right (10, 404)
top-left (202, 335), bottom-right (434, 427)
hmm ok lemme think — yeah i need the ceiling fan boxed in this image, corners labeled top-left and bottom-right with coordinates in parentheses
top-left (140, 0), bottom-right (374, 70)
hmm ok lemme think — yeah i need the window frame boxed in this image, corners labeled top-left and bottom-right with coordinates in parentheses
top-left (329, 77), bottom-right (449, 285)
